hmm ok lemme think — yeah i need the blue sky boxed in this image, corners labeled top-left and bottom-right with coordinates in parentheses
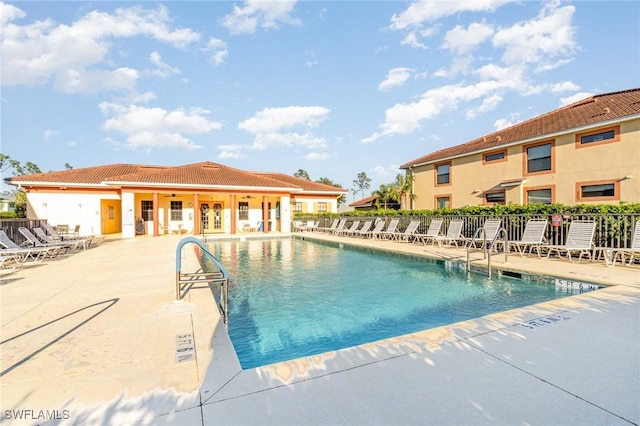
top-left (2, 1), bottom-right (639, 200)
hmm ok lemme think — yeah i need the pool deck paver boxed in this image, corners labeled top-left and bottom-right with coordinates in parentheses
top-left (0, 232), bottom-right (638, 425)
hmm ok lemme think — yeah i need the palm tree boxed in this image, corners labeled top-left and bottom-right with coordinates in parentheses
top-left (395, 173), bottom-right (416, 209)
top-left (372, 183), bottom-right (400, 209)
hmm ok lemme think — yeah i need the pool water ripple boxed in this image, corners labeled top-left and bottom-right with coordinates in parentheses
top-left (207, 239), bottom-right (588, 369)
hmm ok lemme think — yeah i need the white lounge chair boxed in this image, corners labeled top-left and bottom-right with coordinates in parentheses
top-left (510, 219), bottom-right (548, 257)
top-left (34, 227), bottom-right (87, 250)
top-left (0, 230), bottom-right (56, 262)
top-left (292, 220), bottom-right (306, 232)
top-left (18, 227), bottom-right (73, 254)
top-left (378, 218), bottom-right (400, 240)
top-left (351, 221), bottom-right (373, 237)
top-left (598, 220), bottom-right (640, 266)
top-left (544, 220), bottom-right (596, 263)
top-left (468, 219), bottom-right (502, 251)
top-left (416, 218), bottom-right (444, 245)
top-left (330, 219), bottom-right (348, 235)
top-left (364, 220), bottom-right (386, 239)
top-left (389, 220), bottom-right (421, 242)
top-left (318, 219), bottom-right (338, 233)
top-left (339, 220), bottom-right (361, 236)
top-left (433, 220), bottom-right (466, 248)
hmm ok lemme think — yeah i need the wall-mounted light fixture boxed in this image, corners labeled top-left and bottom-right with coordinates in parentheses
top-left (471, 189), bottom-right (481, 194)
top-left (621, 175), bottom-right (633, 180)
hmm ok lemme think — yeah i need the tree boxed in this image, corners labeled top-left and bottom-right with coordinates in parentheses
top-left (293, 169), bottom-right (311, 180)
top-left (352, 172), bottom-right (371, 199)
top-left (317, 177), bottom-right (347, 206)
top-left (394, 173), bottom-right (416, 209)
top-left (371, 183), bottom-right (398, 209)
top-left (0, 154), bottom-right (42, 217)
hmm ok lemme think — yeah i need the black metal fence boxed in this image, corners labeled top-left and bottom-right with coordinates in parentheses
top-left (304, 213), bottom-right (640, 249)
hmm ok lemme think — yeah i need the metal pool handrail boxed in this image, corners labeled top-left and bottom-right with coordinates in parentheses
top-left (466, 227), bottom-right (509, 278)
top-left (175, 237), bottom-right (229, 325)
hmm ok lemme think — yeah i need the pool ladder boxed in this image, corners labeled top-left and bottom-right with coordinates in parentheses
top-left (175, 237), bottom-right (229, 325)
top-left (466, 228), bottom-right (508, 278)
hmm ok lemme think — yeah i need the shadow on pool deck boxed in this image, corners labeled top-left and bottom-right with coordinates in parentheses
top-left (0, 232), bottom-right (638, 425)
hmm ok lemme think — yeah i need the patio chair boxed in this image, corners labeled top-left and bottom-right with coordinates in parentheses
top-left (1, 252), bottom-right (23, 272)
top-left (339, 220), bottom-right (361, 236)
top-left (318, 219), bottom-right (339, 233)
top-left (509, 219), bottom-right (548, 258)
top-left (45, 222), bottom-right (97, 247)
top-left (18, 227), bottom-right (73, 254)
top-left (468, 219), bottom-right (503, 252)
top-left (34, 227), bottom-right (87, 251)
top-left (292, 220), bottom-right (305, 232)
top-left (433, 220), bottom-right (466, 248)
top-left (0, 230), bottom-right (56, 262)
top-left (416, 218), bottom-right (444, 246)
top-left (364, 220), bottom-right (386, 239)
top-left (306, 220), bottom-right (318, 232)
top-left (389, 220), bottom-right (421, 242)
top-left (544, 220), bottom-right (596, 263)
top-left (378, 218), bottom-right (400, 240)
top-left (329, 219), bottom-right (347, 235)
top-left (599, 220), bottom-right (640, 266)
top-left (351, 220), bottom-right (373, 237)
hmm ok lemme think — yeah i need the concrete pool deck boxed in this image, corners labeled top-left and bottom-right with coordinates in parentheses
top-left (1, 232), bottom-right (638, 425)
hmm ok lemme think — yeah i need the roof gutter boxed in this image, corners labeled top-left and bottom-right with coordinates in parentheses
top-left (401, 113), bottom-right (640, 169)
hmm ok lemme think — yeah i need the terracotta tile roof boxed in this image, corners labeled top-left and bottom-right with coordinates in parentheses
top-left (254, 172), bottom-right (347, 193)
top-left (103, 162), bottom-right (294, 189)
top-left (7, 161), bottom-right (344, 193)
top-left (349, 195), bottom-right (377, 207)
top-left (8, 164), bottom-right (161, 185)
top-left (401, 88), bottom-right (640, 168)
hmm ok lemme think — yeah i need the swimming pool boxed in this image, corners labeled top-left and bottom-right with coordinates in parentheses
top-left (206, 238), bottom-right (597, 370)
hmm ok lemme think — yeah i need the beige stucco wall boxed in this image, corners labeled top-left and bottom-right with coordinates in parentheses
top-left (408, 117), bottom-right (640, 209)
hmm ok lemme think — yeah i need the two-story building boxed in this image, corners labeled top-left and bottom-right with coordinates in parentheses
top-left (400, 88), bottom-right (640, 209)
top-left (7, 161), bottom-right (347, 238)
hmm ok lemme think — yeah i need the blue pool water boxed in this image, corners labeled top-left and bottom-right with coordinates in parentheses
top-left (206, 238), bottom-right (590, 370)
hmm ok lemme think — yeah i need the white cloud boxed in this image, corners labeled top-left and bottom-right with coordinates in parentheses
top-left (99, 102), bottom-right (222, 151)
top-left (373, 165), bottom-right (392, 178)
top-left (149, 51), bottom-right (180, 78)
top-left (494, 112), bottom-right (521, 130)
top-left (0, 2), bottom-right (25, 26)
top-left (378, 67), bottom-right (414, 91)
top-left (305, 152), bottom-right (330, 160)
top-left (466, 94), bottom-right (502, 119)
top-left (442, 21), bottom-right (494, 55)
top-left (560, 92), bottom-right (593, 106)
top-left (239, 106), bottom-right (330, 151)
top-left (363, 82), bottom-right (512, 142)
top-left (550, 81), bottom-right (580, 93)
top-left (217, 144), bottom-right (246, 159)
top-left (220, 0), bottom-right (301, 35)
top-left (304, 50), bottom-right (318, 68)
top-left (492, 2), bottom-right (577, 69)
top-left (54, 67), bottom-right (139, 94)
top-left (400, 31), bottom-right (427, 49)
top-left (42, 129), bottom-right (58, 141)
top-left (1, 4), bottom-right (199, 92)
top-left (205, 37), bottom-right (229, 66)
top-left (389, 0), bottom-right (513, 30)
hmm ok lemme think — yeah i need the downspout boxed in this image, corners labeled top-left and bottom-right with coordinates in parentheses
top-left (409, 166), bottom-right (415, 210)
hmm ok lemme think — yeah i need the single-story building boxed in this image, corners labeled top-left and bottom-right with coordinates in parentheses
top-left (6, 161), bottom-right (347, 238)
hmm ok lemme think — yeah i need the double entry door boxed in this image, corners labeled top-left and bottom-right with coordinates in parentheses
top-left (199, 202), bottom-right (223, 233)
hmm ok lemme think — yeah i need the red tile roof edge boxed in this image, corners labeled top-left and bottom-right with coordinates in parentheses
top-left (400, 87), bottom-right (640, 169)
